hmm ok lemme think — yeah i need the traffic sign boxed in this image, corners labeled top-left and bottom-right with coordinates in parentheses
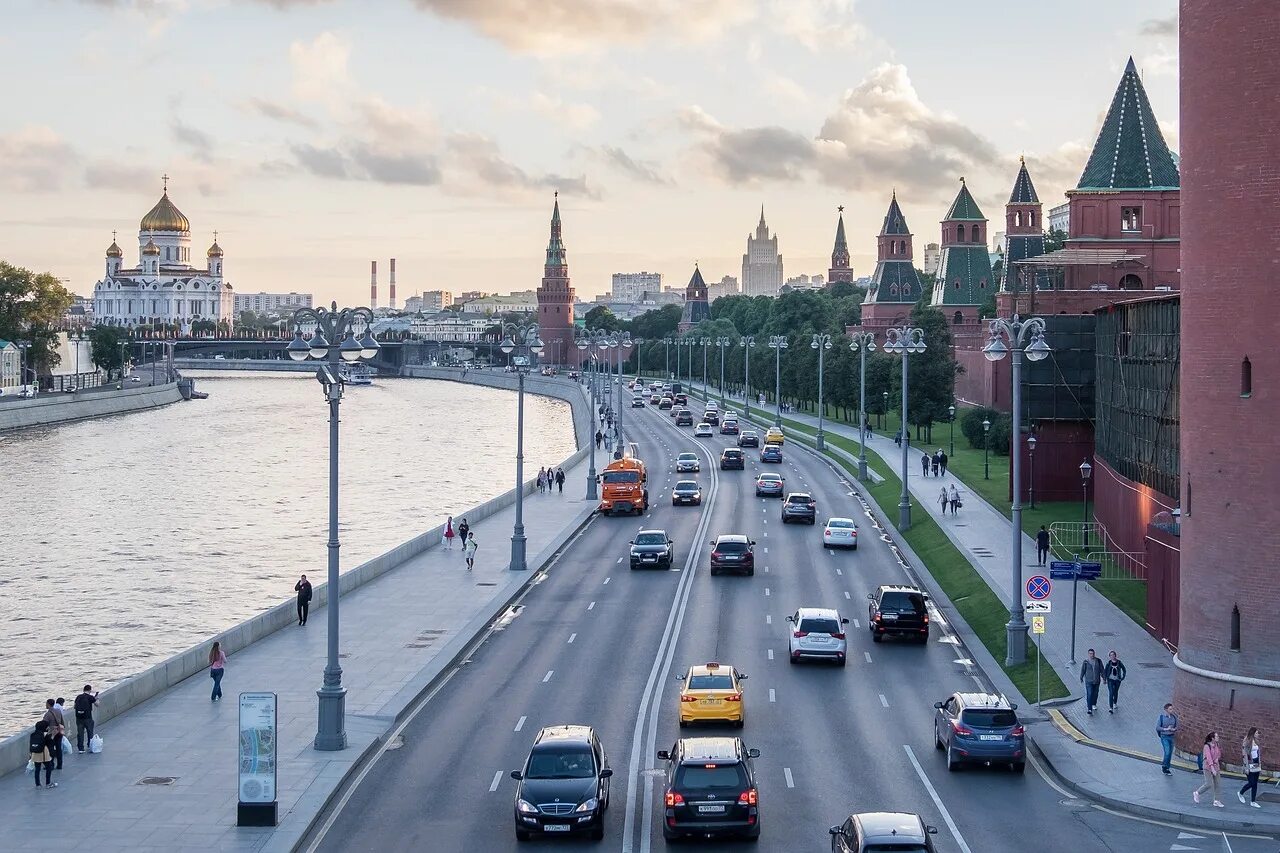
top-left (1026, 575), bottom-right (1052, 600)
top-left (1032, 616), bottom-right (1046, 635)
top-left (1049, 561), bottom-right (1102, 581)
top-left (1025, 601), bottom-right (1051, 613)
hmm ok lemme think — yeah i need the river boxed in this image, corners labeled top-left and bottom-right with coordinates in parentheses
top-left (0, 372), bottom-right (576, 738)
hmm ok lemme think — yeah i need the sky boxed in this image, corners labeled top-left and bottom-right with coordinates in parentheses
top-left (0, 0), bottom-right (1179, 306)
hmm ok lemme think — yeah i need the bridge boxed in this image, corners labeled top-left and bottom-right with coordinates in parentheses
top-left (168, 338), bottom-right (506, 371)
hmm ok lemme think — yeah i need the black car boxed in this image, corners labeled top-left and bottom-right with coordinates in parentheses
top-left (675, 409), bottom-right (694, 426)
top-left (738, 431), bottom-right (760, 447)
top-left (672, 480), bottom-right (703, 506)
top-left (830, 812), bottom-right (939, 852)
top-left (657, 737), bottom-right (761, 842)
top-left (760, 445), bottom-right (783, 463)
top-left (934, 693), bottom-right (1025, 773)
top-left (709, 534), bottom-right (755, 576)
top-left (780, 492), bottom-right (816, 524)
top-left (720, 448), bottom-right (745, 470)
top-left (512, 725), bottom-right (612, 841)
top-left (867, 585), bottom-right (930, 643)
top-left (631, 529), bottom-right (674, 569)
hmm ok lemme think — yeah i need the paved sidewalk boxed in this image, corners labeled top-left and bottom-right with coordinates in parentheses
top-left (0, 454), bottom-right (598, 853)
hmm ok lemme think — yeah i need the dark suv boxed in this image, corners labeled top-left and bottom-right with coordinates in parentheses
top-left (675, 409), bottom-right (694, 426)
top-left (511, 725), bottom-right (613, 841)
top-left (867, 585), bottom-right (929, 643)
top-left (781, 492), bottom-right (816, 524)
top-left (657, 736), bottom-right (761, 842)
top-left (829, 812), bottom-right (939, 852)
top-left (933, 693), bottom-right (1025, 773)
top-left (720, 448), bottom-right (745, 470)
top-left (709, 534), bottom-right (755, 576)
top-left (630, 529), bottom-right (674, 570)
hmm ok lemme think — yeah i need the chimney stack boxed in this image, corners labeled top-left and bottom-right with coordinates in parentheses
top-left (370, 260), bottom-right (378, 310)
top-left (390, 258), bottom-right (397, 310)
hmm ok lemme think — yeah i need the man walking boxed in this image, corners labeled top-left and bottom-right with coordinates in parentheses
top-left (1156, 703), bottom-right (1180, 775)
top-left (74, 685), bottom-right (98, 753)
top-left (1036, 525), bottom-right (1051, 567)
top-left (1103, 650), bottom-right (1127, 713)
top-left (294, 574), bottom-right (313, 626)
top-left (1079, 649), bottom-right (1104, 715)
top-left (465, 532), bottom-right (478, 571)
top-left (921, 452), bottom-right (930, 477)
top-left (595, 430), bottom-right (603, 449)
top-left (555, 467), bottom-right (565, 494)
top-left (457, 518), bottom-right (470, 555)
top-left (939, 450), bottom-right (949, 477)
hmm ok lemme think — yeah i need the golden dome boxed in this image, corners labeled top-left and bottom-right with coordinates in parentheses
top-left (140, 190), bottom-right (190, 233)
top-left (142, 237), bottom-right (160, 255)
top-left (207, 241), bottom-right (223, 257)
top-left (106, 241), bottom-right (123, 258)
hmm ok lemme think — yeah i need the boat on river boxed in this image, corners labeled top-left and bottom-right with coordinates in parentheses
top-left (341, 364), bottom-right (375, 385)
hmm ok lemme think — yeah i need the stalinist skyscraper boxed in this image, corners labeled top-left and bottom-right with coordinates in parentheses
top-left (741, 208), bottom-right (784, 296)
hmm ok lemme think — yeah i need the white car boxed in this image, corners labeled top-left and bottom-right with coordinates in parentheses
top-left (675, 452), bottom-right (701, 473)
top-left (786, 607), bottom-right (850, 666)
top-left (694, 423), bottom-right (714, 438)
top-left (823, 517), bottom-right (859, 550)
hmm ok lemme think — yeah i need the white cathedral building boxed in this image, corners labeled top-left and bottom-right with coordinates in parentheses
top-left (93, 180), bottom-right (234, 331)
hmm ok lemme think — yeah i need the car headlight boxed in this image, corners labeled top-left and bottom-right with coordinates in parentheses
top-left (517, 799), bottom-right (538, 815)
top-left (575, 797), bottom-right (599, 813)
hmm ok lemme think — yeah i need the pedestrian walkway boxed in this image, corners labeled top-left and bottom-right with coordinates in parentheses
top-left (0, 453), bottom-right (599, 853)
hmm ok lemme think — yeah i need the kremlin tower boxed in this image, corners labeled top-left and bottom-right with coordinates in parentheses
top-left (826, 206), bottom-right (853, 287)
top-left (536, 193), bottom-right (576, 365)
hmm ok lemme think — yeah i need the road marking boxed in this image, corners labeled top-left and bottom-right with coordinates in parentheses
top-left (604, 577), bottom-right (611, 585)
top-left (543, 670), bottom-right (554, 683)
top-left (568, 633), bottom-right (577, 644)
top-left (764, 587), bottom-right (771, 597)
top-left (764, 566), bottom-right (770, 573)
top-left (617, 557), bottom-right (623, 564)
top-left (852, 618), bottom-right (859, 628)
top-left (765, 614), bottom-right (772, 625)
top-left (763, 532), bottom-right (769, 538)
top-left (769, 689), bottom-right (776, 703)
top-left (864, 652), bottom-right (873, 663)
top-left (588, 601), bottom-right (596, 610)
top-left (844, 592), bottom-right (852, 600)
top-left (904, 744), bottom-right (974, 853)
top-left (836, 568), bottom-right (843, 576)
top-left (515, 715), bottom-right (527, 732)
top-left (767, 649), bottom-right (774, 660)
top-left (489, 770), bottom-right (503, 792)
top-left (879, 694), bottom-right (889, 708)
top-left (783, 767), bottom-right (795, 788)
top-left (763, 547), bottom-right (769, 554)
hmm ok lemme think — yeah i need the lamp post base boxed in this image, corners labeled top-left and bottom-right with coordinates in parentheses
top-left (898, 499), bottom-right (911, 531)
top-left (510, 531), bottom-right (527, 571)
top-left (858, 456), bottom-right (868, 482)
top-left (1004, 620), bottom-right (1028, 667)
top-left (314, 685), bottom-right (348, 751)
top-left (585, 478), bottom-right (598, 501)
top-left (816, 430), bottom-right (826, 451)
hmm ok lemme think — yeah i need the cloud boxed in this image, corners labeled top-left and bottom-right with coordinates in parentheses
top-left (1139, 15), bottom-right (1176, 37)
top-left (590, 146), bottom-right (672, 185)
top-left (172, 117), bottom-right (214, 156)
top-left (771, 0), bottom-right (866, 51)
top-left (290, 31), bottom-right (351, 104)
top-left (446, 133), bottom-right (600, 198)
top-left (530, 92), bottom-right (600, 131)
top-left (85, 162), bottom-right (155, 191)
top-left (244, 97), bottom-right (320, 129)
top-left (764, 75), bottom-right (814, 108)
top-left (0, 126), bottom-right (77, 192)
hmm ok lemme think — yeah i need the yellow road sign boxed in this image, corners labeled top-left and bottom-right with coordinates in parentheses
top-left (1031, 615), bottom-right (1046, 635)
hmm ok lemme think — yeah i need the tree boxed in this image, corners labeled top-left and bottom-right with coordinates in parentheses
top-left (584, 305), bottom-right (623, 332)
top-left (0, 260), bottom-right (73, 377)
top-left (903, 305), bottom-right (958, 430)
top-left (630, 304), bottom-right (681, 340)
top-left (1044, 227), bottom-right (1068, 253)
top-left (89, 325), bottom-right (130, 375)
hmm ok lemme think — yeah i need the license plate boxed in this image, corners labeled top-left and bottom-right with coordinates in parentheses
top-left (882, 614), bottom-right (898, 621)
top-left (701, 699), bottom-right (722, 706)
top-left (544, 824), bottom-right (570, 832)
top-left (697, 805), bottom-right (726, 814)
top-left (643, 556), bottom-right (656, 561)
top-left (979, 734), bottom-right (1001, 741)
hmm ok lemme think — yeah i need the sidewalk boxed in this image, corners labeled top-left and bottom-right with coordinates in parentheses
top-left (0, 454), bottom-right (599, 852)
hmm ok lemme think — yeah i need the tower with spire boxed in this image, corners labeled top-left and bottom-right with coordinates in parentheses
top-left (826, 206), bottom-right (853, 287)
top-left (741, 207), bottom-right (784, 297)
top-left (1002, 157), bottom-right (1047, 293)
top-left (930, 177), bottom-right (991, 328)
top-left (853, 192), bottom-right (925, 331)
top-left (678, 264), bottom-right (711, 332)
top-left (536, 193), bottom-right (576, 365)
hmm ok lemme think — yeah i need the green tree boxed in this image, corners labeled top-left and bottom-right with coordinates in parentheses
top-left (0, 260), bottom-right (74, 377)
top-left (904, 304), bottom-right (959, 430)
top-left (630, 304), bottom-right (681, 340)
top-left (584, 305), bottom-right (623, 332)
top-left (1044, 227), bottom-right (1068, 253)
top-left (89, 325), bottom-right (130, 374)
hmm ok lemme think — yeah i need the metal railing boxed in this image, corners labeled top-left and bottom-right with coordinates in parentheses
top-left (1048, 522), bottom-right (1147, 581)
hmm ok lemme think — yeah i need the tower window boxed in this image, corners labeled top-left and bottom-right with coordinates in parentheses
top-left (899, 240), bottom-right (906, 254)
top-left (1015, 211), bottom-right (1022, 227)
top-left (953, 311), bottom-right (963, 324)
top-left (1231, 605), bottom-right (1241, 651)
top-left (1121, 206), bottom-right (1142, 232)
top-left (972, 226), bottom-right (981, 244)
top-left (957, 224), bottom-right (966, 242)
top-left (1029, 211), bottom-right (1036, 227)
top-left (1241, 356), bottom-right (1252, 397)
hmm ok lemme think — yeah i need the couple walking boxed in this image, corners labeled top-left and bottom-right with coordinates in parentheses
top-left (937, 484), bottom-right (961, 515)
top-left (442, 516), bottom-right (478, 569)
top-left (1077, 648), bottom-right (1126, 714)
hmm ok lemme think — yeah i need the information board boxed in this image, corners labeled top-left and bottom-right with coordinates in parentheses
top-left (238, 692), bottom-right (278, 804)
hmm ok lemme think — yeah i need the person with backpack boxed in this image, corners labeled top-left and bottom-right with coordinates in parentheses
top-left (1103, 650), bottom-right (1127, 712)
top-left (29, 720), bottom-right (55, 789)
top-left (74, 685), bottom-right (98, 754)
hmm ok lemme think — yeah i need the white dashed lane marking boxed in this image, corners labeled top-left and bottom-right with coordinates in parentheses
top-left (783, 767), bottom-right (795, 788)
top-left (603, 577), bottom-right (611, 585)
top-left (489, 770), bottom-right (503, 792)
top-left (515, 715), bottom-right (527, 731)
top-left (769, 689), bottom-right (776, 703)
top-left (543, 671), bottom-right (554, 683)
top-left (587, 601), bottom-right (596, 611)
top-left (844, 592), bottom-right (852, 600)
top-left (864, 652), bottom-right (873, 664)
top-left (767, 649), bottom-right (774, 661)
top-left (765, 615), bottom-right (772, 625)
top-left (879, 694), bottom-right (890, 708)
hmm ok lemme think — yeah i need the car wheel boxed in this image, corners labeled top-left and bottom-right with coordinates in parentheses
top-left (946, 743), bottom-right (960, 772)
top-left (838, 656), bottom-right (847, 667)
top-left (747, 568), bottom-right (754, 576)
top-left (789, 653), bottom-right (799, 665)
top-left (822, 542), bottom-right (828, 549)
top-left (917, 633), bottom-right (930, 644)
top-left (679, 718), bottom-right (688, 728)
top-left (710, 567), bottom-right (718, 576)
top-left (516, 829), bottom-right (531, 842)
top-left (662, 826), bottom-right (680, 843)
top-left (872, 631), bottom-right (883, 643)
top-left (852, 542), bottom-right (858, 551)
top-left (809, 518), bottom-right (816, 525)
top-left (591, 825), bottom-right (605, 841)
top-left (1012, 762), bottom-right (1026, 774)
top-left (734, 718), bottom-right (744, 729)
top-left (934, 724), bottom-right (944, 751)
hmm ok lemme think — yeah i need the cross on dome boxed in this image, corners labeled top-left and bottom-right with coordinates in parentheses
top-left (162, 173), bottom-right (169, 193)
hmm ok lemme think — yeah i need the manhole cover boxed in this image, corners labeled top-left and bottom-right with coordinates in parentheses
top-left (137, 776), bottom-right (177, 786)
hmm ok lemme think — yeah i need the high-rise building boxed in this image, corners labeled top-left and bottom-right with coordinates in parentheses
top-left (611, 271), bottom-right (662, 303)
top-left (234, 292), bottom-right (313, 313)
top-left (827, 206), bottom-right (853, 287)
top-left (707, 275), bottom-right (739, 303)
top-left (1047, 202), bottom-right (1070, 234)
top-left (402, 295), bottom-right (423, 313)
top-left (422, 290), bottom-right (453, 312)
top-left (741, 208), bottom-right (784, 296)
top-left (678, 265), bottom-right (711, 332)
top-left (921, 243), bottom-right (941, 276)
top-left (537, 193), bottom-right (576, 365)
top-left (853, 192), bottom-right (925, 331)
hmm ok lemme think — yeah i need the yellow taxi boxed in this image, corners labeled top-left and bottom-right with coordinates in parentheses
top-left (678, 662), bottom-right (747, 728)
top-left (764, 427), bottom-right (785, 446)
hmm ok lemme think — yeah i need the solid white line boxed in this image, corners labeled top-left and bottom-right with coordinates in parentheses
top-left (765, 614), bottom-right (772, 625)
top-left (515, 715), bottom-right (527, 732)
top-left (604, 577), bottom-right (611, 585)
top-left (768, 649), bottom-right (774, 660)
top-left (783, 767), bottom-right (795, 788)
top-left (864, 652), bottom-right (873, 663)
top-left (903, 744), bottom-right (973, 853)
top-left (568, 633), bottom-right (577, 644)
top-left (769, 689), bottom-right (776, 703)
top-left (489, 770), bottom-right (503, 792)
top-left (588, 601), bottom-right (596, 610)
top-left (543, 670), bottom-right (554, 683)
top-left (879, 694), bottom-right (889, 708)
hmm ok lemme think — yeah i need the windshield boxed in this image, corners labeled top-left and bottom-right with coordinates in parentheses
top-left (675, 482), bottom-right (698, 491)
top-left (827, 520), bottom-right (854, 529)
top-left (723, 450), bottom-right (741, 457)
top-left (716, 541), bottom-right (748, 553)
top-left (675, 764), bottom-right (747, 789)
top-left (687, 674), bottom-right (734, 690)
top-left (678, 454), bottom-right (697, 461)
top-left (880, 592), bottom-right (926, 613)
top-left (758, 474), bottom-right (780, 482)
top-left (962, 709), bottom-right (1018, 728)
top-left (635, 533), bottom-right (667, 545)
top-left (526, 748), bottom-right (595, 779)
top-left (799, 617), bottom-right (841, 634)
top-left (602, 471), bottom-right (639, 485)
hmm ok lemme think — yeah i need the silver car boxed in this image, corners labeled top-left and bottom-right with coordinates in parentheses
top-left (786, 607), bottom-right (850, 666)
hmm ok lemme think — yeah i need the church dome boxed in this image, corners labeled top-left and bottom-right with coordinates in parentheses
top-left (106, 240), bottom-right (123, 258)
top-left (140, 191), bottom-right (190, 233)
top-left (207, 239), bottom-right (223, 257)
top-left (142, 237), bottom-right (160, 255)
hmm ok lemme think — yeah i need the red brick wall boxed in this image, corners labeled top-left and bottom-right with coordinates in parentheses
top-left (1145, 525), bottom-right (1181, 646)
top-left (1092, 456), bottom-right (1177, 572)
top-left (1014, 420), bottom-right (1095, 503)
top-left (1174, 0), bottom-right (1280, 754)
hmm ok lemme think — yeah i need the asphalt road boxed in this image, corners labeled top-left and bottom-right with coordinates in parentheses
top-left (311, 395), bottom-right (1276, 853)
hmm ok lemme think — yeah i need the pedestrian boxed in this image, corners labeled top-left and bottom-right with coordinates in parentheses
top-left (1036, 525), bottom-right (1051, 567)
top-left (931, 450), bottom-right (941, 477)
top-left (939, 487), bottom-right (949, 516)
top-left (1193, 732), bottom-right (1224, 807)
top-left (42, 699), bottom-right (65, 770)
top-left (54, 697), bottom-right (68, 763)
top-left (555, 468), bottom-right (565, 493)
top-left (939, 450), bottom-right (949, 476)
top-left (921, 452), bottom-right (930, 477)
top-left (1238, 727), bottom-right (1262, 808)
top-left (74, 685), bottom-right (98, 754)
top-left (1156, 702), bottom-right (1179, 775)
top-left (537, 468), bottom-right (546, 493)
top-left (294, 574), bottom-right (313, 626)
top-left (1079, 649), bottom-right (1104, 715)
top-left (949, 483), bottom-right (961, 515)
top-left (457, 518), bottom-right (470, 555)
top-left (595, 430), bottom-right (603, 449)
top-left (1103, 650), bottom-right (1126, 712)
top-left (895, 431), bottom-right (902, 447)
top-left (209, 641), bottom-right (227, 702)
top-left (465, 532), bottom-right (478, 572)
top-left (443, 515), bottom-right (455, 550)
top-left (29, 720), bottom-right (55, 789)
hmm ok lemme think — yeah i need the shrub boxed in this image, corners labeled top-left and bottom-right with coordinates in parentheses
top-left (960, 407), bottom-right (1011, 456)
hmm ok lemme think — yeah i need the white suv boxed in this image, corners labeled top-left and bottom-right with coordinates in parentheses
top-left (786, 607), bottom-right (850, 666)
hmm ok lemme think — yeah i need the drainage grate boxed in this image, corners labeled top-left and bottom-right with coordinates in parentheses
top-left (1092, 631), bottom-right (1117, 637)
top-left (476, 582), bottom-right (498, 587)
top-left (137, 776), bottom-right (177, 786)
top-left (1137, 661), bottom-right (1169, 669)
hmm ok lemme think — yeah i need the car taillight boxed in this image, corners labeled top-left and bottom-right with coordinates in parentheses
top-left (831, 632), bottom-right (846, 640)
top-left (871, 611), bottom-right (881, 622)
top-left (923, 614), bottom-right (930, 624)
top-left (1011, 724), bottom-right (1025, 737)
top-left (725, 693), bottom-right (742, 702)
top-left (951, 720), bottom-right (973, 736)
top-left (793, 631), bottom-right (808, 638)
top-left (680, 695), bottom-right (698, 703)
top-left (738, 788), bottom-right (758, 805)
top-left (711, 551), bottom-right (721, 560)
top-left (665, 790), bottom-right (684, 806)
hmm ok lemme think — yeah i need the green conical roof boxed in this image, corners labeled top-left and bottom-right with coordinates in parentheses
top-left (880, 193), bottom-right (910, 235)
top-left (943, 179), bottom-right (985, 221)
top-left (834, 211), bottom-right (847, 249)
top-left (1009, 158), bottom-right (1039, 204)
top-left (1077, 57), bottom-right (1180, 191)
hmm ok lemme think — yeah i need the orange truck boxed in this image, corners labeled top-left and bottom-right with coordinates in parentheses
top-left (598, 456), bottom-right (648, 516)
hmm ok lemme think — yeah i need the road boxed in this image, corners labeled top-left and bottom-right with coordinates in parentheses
top-left (311, 392), bottom-right (1275, 853)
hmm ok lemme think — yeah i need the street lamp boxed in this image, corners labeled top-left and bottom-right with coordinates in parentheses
top-left (948, 404), bottom-right (956, 457)
top-left (740, 336), bottom-right (755, 417)
top-left (285, 300), bottom-right (380, 751)
top-left (715, 336), bottom-right (730, 405)
top-left (499, 321), bottom-right (545, 573)
top-left (811, 333), bottom-right (833, 451)
top-left (881, 390), bottom-right (888, 431)
top-left (1080, 459), bottom-right (1093, 549)
top-left (983, 418), bottom-right (991, 479)
top-left (1027, 434), bottom-right (1038, 509)
top-left (576, 332), bottom-right (601, 501)
top-left (768, 335), bottom-right (788, 426)
top-left (700, 337), bottom-right (710, 394)
top-left (883, 325), bottom-right (927, 531)
top-left (663, 337), bottom-right (672, 381)
top-left (982, 312), bottom-right (1051, 667)
top-left (682, 337), bottom-right (696, 386)
top-left (849, 332), bottom-right (877, 481)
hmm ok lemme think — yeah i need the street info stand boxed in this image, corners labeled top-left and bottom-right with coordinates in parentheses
top-left (237, 692), bottom-right (279, 826)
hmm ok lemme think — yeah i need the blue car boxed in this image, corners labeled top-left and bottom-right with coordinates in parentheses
top-left (933, 693), bottom-right (1025, 773)
top-left (760, 445), bottom-right (783, 463)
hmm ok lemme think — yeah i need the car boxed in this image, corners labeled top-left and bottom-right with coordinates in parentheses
top-left (829, 812), bottom-right (940, 852)
top-left (511, 725), bottom-right (613, 841)
top-left (719, 448), bottom-right (745, 470)
top-left (128, 376), bottom-right (142, 383)
top-left (781, 492), bottom-right (817, 524)
top-left (672, 480), bottom-right (703, 506)
top-left (823, 517), bottom-right (859, 549)
top-left (719, 421), bottom-right (740, 435)
top-left (738, 430), bottom-right (760, 448)
top-left (659, 397), bottom-right (674, 410)
top-left (650, 393), bottom-right (662, 404)
top-left (569, 371), bottom-right (580, 380)
top-left (933, 693), bottom-right (1026, 773)
top-left (632, 396), bottom-right (645, 408)
top-left (675, 409), bottom-right (694, 426)
top-left (630, 529), bottom-right (674, 570)
top-left (754, 472), bottom-right (784, 497)
top-left (765, 427), bottom-right (785, 445)
top-left (704, 400), bottom-right (719, 412)
top-left (709, 534), bottom-right (755, 575)
top-left (213, 354), bottom-right (226, 360)
top-left (760, 445), bottom-right (783, 463)
top-left (867, 585), bottom-right (930, 643)
top-left (669, 402), bottom-right (681, 417)
top-left (694, 422), bottom-right (714, 438)
top-left (674, 393), bottom-right (688, 406)
top-left (657, 737), bottom-right (761, 842)
top-left (677, 662), bottom-right (748, 728)
top-left (786, 607), bottom-right (850, 665)
top-left (676, 452), bottom-right (701, 473)
top-left (703, 410), bottom-right (720, 426)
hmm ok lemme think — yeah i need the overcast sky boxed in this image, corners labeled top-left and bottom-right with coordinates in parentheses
top-left (1, 0), bottom-right (1178, 304)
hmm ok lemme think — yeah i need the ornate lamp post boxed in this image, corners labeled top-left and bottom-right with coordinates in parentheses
top-left (699, 337), bottom-right (710, 394)
top-left (948, 404), bottom-right (956, 457)
top-left (1027, 434), bottom-right (1038, 509)
top-left (740, 335), bottom-right (756, 417)
top-left (810, 333), bottom-right (833, 450)
top-left (1080, 459), bottom-right (1093, 548)
top-left (286, 301), bottom-right (381, 751)
top-left (881, 390), bottom-right (888, 431)
top-left (663, 337), bottom-right (672, 381)
top-left (849, 332), bottom-right (877, 481)
top-left (575, 332), bottom-right (601, 500)
top-left (682, 337), bottom-right (696, 386)
top-left (499, 321), bottom-right (545, 572)
top-left (883, 325), bottom-right (927, 530)
top-left (715, 336), bottom-right (730, 404)
top-left (982, 312), bottom-right (1051, 667)
top-left (768, 335), bottom-right (788, 426)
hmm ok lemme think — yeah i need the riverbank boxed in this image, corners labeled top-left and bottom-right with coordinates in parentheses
top-left (0, 381), bottom-right (184, 431)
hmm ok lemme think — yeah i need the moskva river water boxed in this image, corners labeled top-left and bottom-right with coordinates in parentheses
top-left (0, 372), bottom-right (575, 738)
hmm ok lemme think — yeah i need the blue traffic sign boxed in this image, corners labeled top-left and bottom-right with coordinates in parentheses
top-left (1049, 560), bottom-right (1103, 581)
top-left (1026, 575), bottom-right (1052, 600)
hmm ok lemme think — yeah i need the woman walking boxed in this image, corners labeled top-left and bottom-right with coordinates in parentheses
top-left (938, 487), bottom-right (949, 516)
top-left (443, 516), bottom-right (456, 550)
top-left (29, 720), bottom-right (55, 788)
top-left (209, 641), bottom-right (227, 702)
top-left (1238, 728), bottom-right (1263, 808)
top-left (1193, 732), bottom-right (1224, 807)
top-left (457, 518), bottom-right (470, 557)
top-left (1103, 650), bottom-right (1126, 712)
top-left (537, 468), bottom-right (546, 494)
